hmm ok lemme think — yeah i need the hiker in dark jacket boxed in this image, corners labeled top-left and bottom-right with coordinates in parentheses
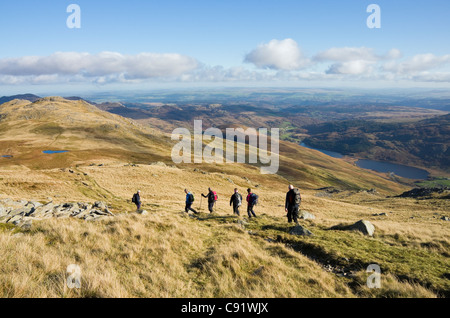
top-left (285, 185), bottom-right (301, 224)
top-left (202, 188), bottom-right (217, 213)
top-left (132, 190), bottom-right (141, 211)
top-left (184, 189), bottom-right (198, 214)
top-left (229, 188), bottom-right (242, 216)
top-left (246, 188), bottom-right (257, 218)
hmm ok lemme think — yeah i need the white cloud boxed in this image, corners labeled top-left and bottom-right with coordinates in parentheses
top-left (412, 72), bottom-right (450, 82)
top-left (314, 47), bottom-right (403, 76)
top-left (0, 52), bottom-right (199, 82)
top-left (326, 60), bottom-right (375, 75)
top-left (244, 39), bottom-right (310, 71)
top-left (382, 53), bottom-right (450, 75)
top-left (1, 47), bottom-right (450, 86)
top-left (315, 47), bottom-right (379, 62)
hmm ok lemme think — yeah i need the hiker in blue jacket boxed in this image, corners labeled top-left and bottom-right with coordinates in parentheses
top-left (132, 190), bottom-right (142, 211)
top-left (184, 189), bottom-right (199, 214)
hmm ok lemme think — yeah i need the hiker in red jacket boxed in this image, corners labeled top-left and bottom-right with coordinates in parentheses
top-left (246, 188), bottom-right (257, 218)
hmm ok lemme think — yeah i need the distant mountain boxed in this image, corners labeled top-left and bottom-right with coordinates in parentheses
top-left (0, 94), bottom-right (95, 106)
top-left (0, 94), bottom-right (41, 104)
top-left (0, 96), bottom-right (172, 167)
top-left (303, 114), bottom-right (450, 172)
top-left (62, 96), bottom-right (96, 104)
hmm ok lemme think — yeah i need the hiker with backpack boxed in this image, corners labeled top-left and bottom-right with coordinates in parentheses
top-left (285, 185), bottom-right (302, 224)
top-left (246, 188), bottom-right (258, 218)
top-left (132, 190), bottom-right (142, 211)
top-left (202, 188), bottom-right (218, 213)
top-left (229, 188), bottom-right (243, 216)
top-left (184, 189), bottom-right (199, 214)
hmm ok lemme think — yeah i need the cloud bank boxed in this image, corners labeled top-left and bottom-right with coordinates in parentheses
top-left (0, 52), bottom-right (199, 84)
top-left (1, 40), bottom-right (449, 86)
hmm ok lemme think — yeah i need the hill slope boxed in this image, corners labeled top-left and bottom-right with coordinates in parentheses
top-left (0, 97), bottom-right (173, 169)
top-left (0, 97), bottom-right (448, 298)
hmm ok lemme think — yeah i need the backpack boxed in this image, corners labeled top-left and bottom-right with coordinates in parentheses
top-left (236, 193), bottom-right (242, 207)
top-left (132, 194), bottom-right (136, 203)
top-left (189, 193), bottom-right (195, 203)
top-left (250, 193), bottom-right (259, 206)
top-left (293, 188), bottom-right (302, 205)
top-left (213, 191), bottom-right (218, 201)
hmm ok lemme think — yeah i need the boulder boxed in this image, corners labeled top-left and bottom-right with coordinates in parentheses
top-left (8, 214), bottom-right (24, 225)
top-left (94, 201), bottom-right (107, 210)
top-left (20, 219), bottom-right (33, 231)
top-left (30, 202), bottom-right (55, 218)
top-left (137, 210), bottom-right (148, 216)
top-left (348, 220), bottom-right (375, 236)
top-left (299, 210), bottom-right (316, 220)
top-left (289, 225), bottom-right (313, 236)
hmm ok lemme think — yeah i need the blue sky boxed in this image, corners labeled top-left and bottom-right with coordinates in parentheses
top-left (1, 0), bottom-right (450, 93)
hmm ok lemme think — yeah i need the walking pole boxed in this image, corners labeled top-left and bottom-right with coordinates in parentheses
top-left (199, 196), bottom-right (203, 211)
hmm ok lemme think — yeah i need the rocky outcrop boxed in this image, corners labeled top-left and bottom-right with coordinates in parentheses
top-left (396, 187), bottom-right (449, 199)
top-left (289, 225), bottom-right (313, 236)
top-left (0, 199), bottom-right (114, 226)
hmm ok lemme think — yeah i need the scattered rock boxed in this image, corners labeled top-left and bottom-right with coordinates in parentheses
top-left (151, 161), bottom-right (166, 167)
top-left (373, 212), bottom-right (388, 217)
top-left (0, 198), bottom-right (114, 225)
top-left (237, 219), bottom-right (247, 229)
top-left (441, 216), bottom-right (449, 221)
top-left (317, 187), bottom-right (341, 194)
top-left (0, 204), bottom-right (6, 217)
top-left (289, 225), bottom-right (313, 236)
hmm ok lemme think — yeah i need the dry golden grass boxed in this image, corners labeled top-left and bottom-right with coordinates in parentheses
top-left (1, 161), bottom-right (448, 298)
top-left (0, 210), bottom-right (356, 298)
top-left (0, 97), bottom-right (448, 298)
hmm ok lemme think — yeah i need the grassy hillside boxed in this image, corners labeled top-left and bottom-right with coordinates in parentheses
top-left (0, 97), bottom-right (448, 298)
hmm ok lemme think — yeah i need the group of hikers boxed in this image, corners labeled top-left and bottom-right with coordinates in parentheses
top-left (184, 187), bottom-right (258, 218)
top-left (132, 184), bottom-right (303, 224)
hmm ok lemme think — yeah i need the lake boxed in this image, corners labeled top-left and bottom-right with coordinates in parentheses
top-left (300, 143), bottom-right (429, 180)
top-left (355, 159), bottom-right (430, 180)
top-left (43, 150), bottom-right (69, 154)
